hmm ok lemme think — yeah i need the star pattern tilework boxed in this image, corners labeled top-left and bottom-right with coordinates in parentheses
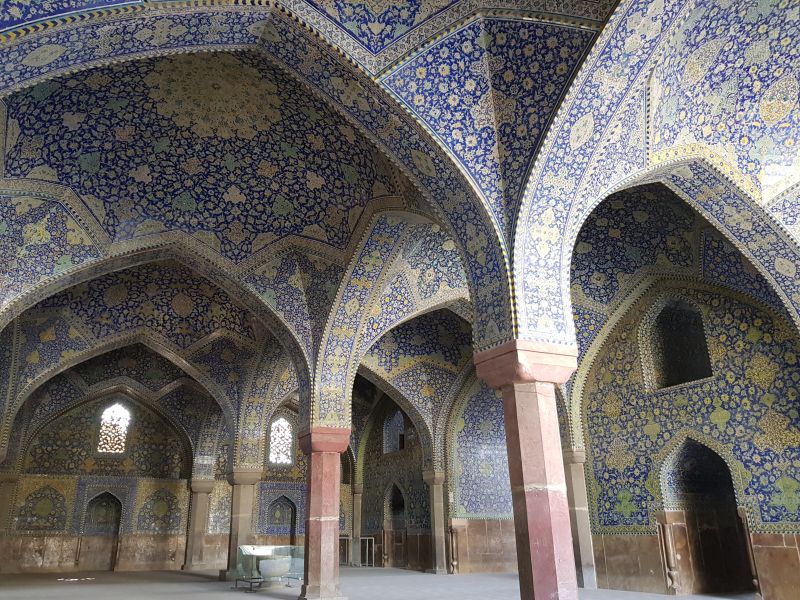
top-left (4, 52), bottom-right (393, 261)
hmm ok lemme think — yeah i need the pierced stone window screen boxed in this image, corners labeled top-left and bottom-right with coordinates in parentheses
top-left (383, 409), bottom-right (405, 453)
top-left (97, 403), bottom-right (131, 453)
top-left (269, 417), bottom-right (294, 465)
top-left (647, 300), bottom-right (712, 389)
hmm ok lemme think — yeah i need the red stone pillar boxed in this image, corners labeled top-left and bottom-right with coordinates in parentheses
top-left (475, 340), bottom-right (578, 600)
top-left (222, 468), bottom-right (262, 580)
top-left (184, 479), bottom-right (214, 570)
top-left (299, 427), bottom-right (350, 600)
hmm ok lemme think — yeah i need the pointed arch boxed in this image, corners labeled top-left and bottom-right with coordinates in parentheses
top-left (267, 494), bottom-right (298, 544)
top-left (15, 385), bottom-right (196, 478)
top-left (82, 491), bottom-right (123, 537)
top-left (0, 236), bottom-right (311, 400)
top-left (383, 482), bottom-right (407, 530)
top-left (355, 365), bottom-right (435, 478)
top-left (515, 0), bottom-right (800, 349)
top-left (316, 212), bottom-right (472, 428)
top-left (7, 334), bottom-right (235, 444)
top-left (656, 429), bottom-right (745, 512)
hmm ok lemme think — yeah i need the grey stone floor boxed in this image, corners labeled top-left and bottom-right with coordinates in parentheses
top-left (0, 568), bottom-right (756, 600)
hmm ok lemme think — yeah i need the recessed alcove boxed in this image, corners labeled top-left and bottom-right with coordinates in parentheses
top-left (649, 299), bottom-right (713, 389)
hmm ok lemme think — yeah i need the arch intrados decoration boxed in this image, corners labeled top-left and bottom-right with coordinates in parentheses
top-left (361, 300), bottom-right (472, 359)
top-left (570, 276), bottom-right (796, 450)
top-left (555, 163), bottom-right (800, 352)
top-left (341, 445), bottom-right (355, 486)
top-left (514, 0), bottom-right (800, 348)
top-left (0, 236), bottom-right (311, 393)
top-left (0, 6), bottom-right (513, 353)
top-left (578, 165), bottom-right (799, 323)
top-left (315, 210), bottom-right (473, 426)
top-left (10, 334), bottom-right (236, 439)
top-left (15, 384), bottom-right (195, 477)
top-left (356, 364), bottom-right (434, 466)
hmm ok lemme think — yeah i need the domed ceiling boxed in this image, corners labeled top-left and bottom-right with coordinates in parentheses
top-left (3, 51), bottom-right (399, 261)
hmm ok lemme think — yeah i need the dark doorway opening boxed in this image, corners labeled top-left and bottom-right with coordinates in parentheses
top-left (80, 492), bottom-right (122, 571)
top-left (384, 484), bottom-right (407, 568)
top-left (661, 440), bottom-right (754, 595)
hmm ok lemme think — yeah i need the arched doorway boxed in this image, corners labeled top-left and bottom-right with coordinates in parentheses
top-left (267, 496), bottom-right (297, 546)
top-left (660, 440), bottom-right (754, 595)
top-left (79, 493), bottom-right (122, 571)
top-left (383, 484), bottom-right (407, 568)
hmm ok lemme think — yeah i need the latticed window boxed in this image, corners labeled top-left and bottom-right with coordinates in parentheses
top-left (97, 403), bottom-right (131, 453)
top-left (269, 417), bottom-right (293, 465)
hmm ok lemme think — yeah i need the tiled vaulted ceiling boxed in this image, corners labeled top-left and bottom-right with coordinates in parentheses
top-left (0, 1), bottom-right (613, 241)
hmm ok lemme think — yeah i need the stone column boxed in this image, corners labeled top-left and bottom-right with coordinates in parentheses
top-left (222, 468), bottom-right (262, 580)
top-left (475, 340), bottom-right (578, 600)
top-left (423, 469), bottom-right (447, 574)
top-left (299, 427), bottom-right (350, 600)
top-left (563, 449), bottom-right (597, 589)
top-left (184, 479), bottom-right (214, 570)
top-left (0, 473), bottom-right (19, 533)
top-left (351, 484), bottom-right (363, 566)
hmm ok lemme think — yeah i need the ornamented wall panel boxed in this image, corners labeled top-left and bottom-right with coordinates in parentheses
top-left (584, 284), bottom-right (800, 535)
top-left (448, 379), bottom-right (512, 519)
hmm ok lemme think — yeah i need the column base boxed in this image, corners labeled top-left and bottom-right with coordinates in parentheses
top-left (219, 569), bottom-right (237, 581)
top-left (426, 568), bottom-right (448, 575)
top-left (182, 563), bottom-right (207, 571)
top-left (578, 566), bottom-right (597, 589)
top-left (298, 584), bottom-right (347, 600)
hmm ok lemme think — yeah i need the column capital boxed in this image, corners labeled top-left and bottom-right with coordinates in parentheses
top-left (190, 479), bottom-right (215, 494)
top-left (474, 339), bottom-right (577, 388)
top-left (423, 470), bottom-right (446, 486)
top-left (226, 468), bottom-right (262, 486)
top-left (299, 426), bottom-right (351, 454)
top-left (562, 448), bottom-right (586, 464)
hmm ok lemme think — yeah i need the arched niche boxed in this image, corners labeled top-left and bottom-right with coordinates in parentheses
top-left (267, 495), bottom-right (298, 546)
top-left (383, 483), bottom-right (408, 569)
top-left (640, 297), bottom-right (713, 390)
top-left (79, 492), bottom-right (123, 571)
top-left (658, 438), bottom-right (754, 596)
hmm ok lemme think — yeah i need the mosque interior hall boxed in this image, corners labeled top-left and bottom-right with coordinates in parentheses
top-left (0, 1), bottom-right (798, 600)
